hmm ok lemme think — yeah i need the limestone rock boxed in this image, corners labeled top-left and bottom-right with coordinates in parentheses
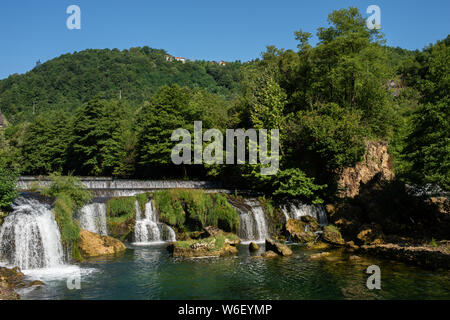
top-left (265, 238), bottom-right (293, 256)
top-left (322, 225), bottom-right (345, 246)
top-left (78, 229), bottom-right (126, 258)
top-left (285, 219), bottom-right (315, 243)
top-left (337, 141), bottom-right (394, 198)
top-left (261, 250), bottom-right (278, 258)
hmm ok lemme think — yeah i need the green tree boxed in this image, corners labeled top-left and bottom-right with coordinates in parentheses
top-left (0, 168), bottom-right (18, 209)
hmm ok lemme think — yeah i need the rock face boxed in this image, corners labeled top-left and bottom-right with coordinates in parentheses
top-left (265, 238), bottom-right (293, 256)
top-left (337, 141), bottom-right (394, 198)
top-left (285, 219), bottom-right (315, 243)
top-left (322, 226), bottom-right (345, 246)
top-left (78, 229), bottom-right (126, 258)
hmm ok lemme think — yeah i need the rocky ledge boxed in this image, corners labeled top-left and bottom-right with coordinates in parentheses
top-left (78, 229), bottom-right (127, 258)
top-left (0, 267), bottom-right (44, 300)
top-left (356, 242), bottom-right (450, 269)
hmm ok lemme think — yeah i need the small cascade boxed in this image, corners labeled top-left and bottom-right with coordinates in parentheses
top-left (77, 203), bottom-right (108, 235)
top-left (282, 203), bottom-right (328, 226)
top-left (134, 201), bottom-right (176, 244)
top-left (232, 199), bottom-right (269, 243)
top-left (0, 197), bottom-right (65, 270)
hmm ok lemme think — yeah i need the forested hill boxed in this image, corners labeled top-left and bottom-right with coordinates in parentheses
top-left (0, 46), bottom-right (243, 123)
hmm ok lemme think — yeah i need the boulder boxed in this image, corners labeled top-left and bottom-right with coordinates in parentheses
top-left (0, 266), bottom-right (43, 300)
top-left (300, 215), bottom-right (321, 232)
top-left (78, 229), bottom-right (126, 258)
top-left (261, 250), bottom-right (278, 258)
top-left (265, 238), bottom-right (293, 256)
top-left (357, 224), bottom-right (384, 245)
top-left (322, 225), bottom-right (345, 246)
top-left (285, 219), bottom-right (315, 243)
top-left (249, 242), bottom-right (259, 251)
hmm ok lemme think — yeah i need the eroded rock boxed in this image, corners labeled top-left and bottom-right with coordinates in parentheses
top-left (78, 229), bottom-right (126, 258)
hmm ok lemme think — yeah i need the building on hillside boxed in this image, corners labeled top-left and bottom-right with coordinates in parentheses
top-left (218, 60), bottom-right (227, 66)
top-left (174, 56), bottom-right (186, 63)
top-left (164, 54), bottom-right (173, 61)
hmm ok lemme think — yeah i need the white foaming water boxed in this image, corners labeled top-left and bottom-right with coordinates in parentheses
top-left (133, 200), bottom-right (176, 245)
top-left (0, 197), bottom-right (65, 270)
top-left (234, 199), bottom-right (269, 243)
top-left (282, 203), bottom-right (328, 225)
top-left (78, 203), bottom-right (108, 235)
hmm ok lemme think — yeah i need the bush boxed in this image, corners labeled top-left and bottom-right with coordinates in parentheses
top-left (41, 173), bottom-right (92, 210)
top-left (0, 168), bottom-right (18, 210)
top-left (53, 193), bottom-right (81, 246)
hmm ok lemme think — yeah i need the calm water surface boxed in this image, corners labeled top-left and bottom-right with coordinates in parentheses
top-left (19, 244), bottom-right (450, 300)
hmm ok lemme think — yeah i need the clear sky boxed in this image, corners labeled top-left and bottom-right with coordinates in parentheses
top-left (0, 0), bottom-right (449, 79)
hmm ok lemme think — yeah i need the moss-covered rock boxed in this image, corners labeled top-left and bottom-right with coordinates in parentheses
top-left (300, 215), bottom-right (321, 232)
top-left (306, 241), bottom-right (330, 250)
top-left (77, 229), bottom-right (126, 258)
top-left (286, 219), bottom-right (315, 243)
top-left (0, 266), bottom-right (44, 300)
top-left (168, 233), bottom-right (240, 258)
top-left (249, 242), bottom-right (259, 251)
top-left (265, 238), bottom-right (293, 256)
top-left (323, 225), bottom-right (345, 246)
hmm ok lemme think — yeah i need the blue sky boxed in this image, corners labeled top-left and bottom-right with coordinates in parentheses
top-left (0, 0), bottom-right (449, 79)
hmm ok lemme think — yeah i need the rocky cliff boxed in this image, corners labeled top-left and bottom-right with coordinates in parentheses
top-left (337, 141), bottom-right (394, 198)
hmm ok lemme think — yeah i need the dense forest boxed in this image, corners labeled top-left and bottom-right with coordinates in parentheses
top-left (0, 7), bottom-right (448, 206)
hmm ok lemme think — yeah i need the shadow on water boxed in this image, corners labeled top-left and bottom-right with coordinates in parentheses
top-left (20, 244), bottom-right (450, 300)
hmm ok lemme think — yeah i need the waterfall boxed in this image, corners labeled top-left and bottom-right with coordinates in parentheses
top-left (77, 203), bottom-right (108, 235)
top-left (0, 197), bottom-right (65, 270)
top-left (282, 203), bottom-right (328, 225)
top-left (232, 199), bottom-right (269, 243)
top-left (133, 201), bottom-right (176, 244)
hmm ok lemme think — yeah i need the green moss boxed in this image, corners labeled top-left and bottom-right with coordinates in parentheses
top-left (106, 196), bottom-right (136, 218)
top-left (136, 193), bottom-right (148, 213)
top-left (53, 193), bottom-right (81, 246)
top-left (152, 189), bottom-right (239, 232)
top-left (72, 241), bottom-right (84, 262)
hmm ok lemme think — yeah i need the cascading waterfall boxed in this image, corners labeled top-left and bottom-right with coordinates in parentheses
top-left (282, 203), bottom-right (328, 226)
top-left (134, 200), bottom-right (176, 244)
top-left (233, 199), bottom-right (269, 243)
top-left (77, 203), bottom-right (108, 235)
top-left (0, 197), bottom-right (65, 270)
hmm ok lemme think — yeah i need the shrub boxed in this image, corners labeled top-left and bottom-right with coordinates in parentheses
top-left (0, 168), bottom-right (18, 210)
top-left (106, 196), bottom-right (136, 219)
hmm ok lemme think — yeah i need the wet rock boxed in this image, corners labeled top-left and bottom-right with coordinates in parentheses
top-left (78, 229), bottom-right (126, 258)
top-left (300, 216), bottom-right (321, 232)
top-left (285, 219), bottom-right (315, 243)
top-left (265, 238), bottom-right (293, 256)
top-left (309, 252), bottom-right (331, 260)
top-left (261, 250), bottom-right (278, 258)
top-left (0, 266), bottom-right (44, 300)
top-left (323, 225), bottom-right (345, 246)
top-left (249, 242), bottom-right (259, 251)
top-left (168, 234), bottom-right (240, 258)
top-left (306, 241), bottom-right (330, 250)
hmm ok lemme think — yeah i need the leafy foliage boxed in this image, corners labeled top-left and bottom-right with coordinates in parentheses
top-left (0, 168), bottom-right (18, 209)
